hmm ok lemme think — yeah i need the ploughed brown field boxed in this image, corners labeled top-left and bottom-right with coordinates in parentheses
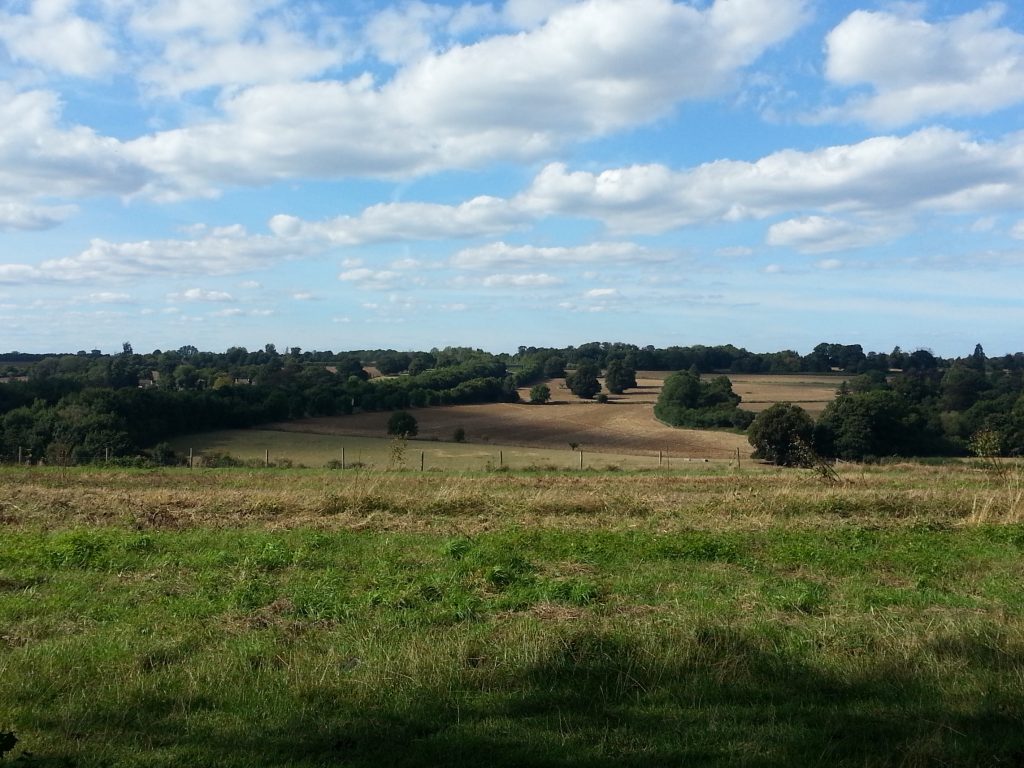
top-left (265, 373), bottom-right (843, 460)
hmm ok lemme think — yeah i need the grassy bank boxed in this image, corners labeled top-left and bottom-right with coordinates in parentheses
top-left (1, 464), bottom-right (1023, 766)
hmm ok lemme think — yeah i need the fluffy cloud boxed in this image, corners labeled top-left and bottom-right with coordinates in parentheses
top-left (338, 269), bottom-right (404, 290)
top-left (0, 87), bottom-right (149, 202)
top-left (519, 128), bottom-right (1024, 236)
top-left (271, 196), bottom-right (526, 245)
top-left (0, 226), bottom-right (318, 284)
top-left (824, 5), bottom-right (1024, 126)
top-left (139, 25), bottom-right (344, 96)
top-left (0, 0), bottom-right (116, 77)
top-left (125, 0), bottom-right (807, 194)
top-left (766, 216), bottom-right (898, 254)
top-left (0, 201), bottom-right (77, 231)
top-left (128, 0), bottom-right (281, 41)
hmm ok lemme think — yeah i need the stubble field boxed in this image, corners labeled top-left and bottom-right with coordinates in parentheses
top-left (176, 374), bottom-right (841, 469)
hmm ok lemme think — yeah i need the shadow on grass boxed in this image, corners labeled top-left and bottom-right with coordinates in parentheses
top-left (22, 624), bottom-right (1024, 767)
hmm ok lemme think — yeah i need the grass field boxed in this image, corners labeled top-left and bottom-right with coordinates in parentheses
top-left (170, 428), bottom-right (739, 471)
top-left (1, 462), bottom-right (1023, 766)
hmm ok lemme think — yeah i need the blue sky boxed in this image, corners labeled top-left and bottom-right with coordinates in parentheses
top-left (2, 0), bottom-right (1024, 356)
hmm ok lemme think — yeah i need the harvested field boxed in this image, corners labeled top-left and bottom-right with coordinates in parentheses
top-left (258, 373), bottom-right (840, 461)
top-left (727, 373), bottom-right (844, 414)
top-left (270, 395), bottom-right (747, 461)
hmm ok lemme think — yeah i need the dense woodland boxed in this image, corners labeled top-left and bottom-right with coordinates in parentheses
top-left (1, 341), bottom-right (1023, 464)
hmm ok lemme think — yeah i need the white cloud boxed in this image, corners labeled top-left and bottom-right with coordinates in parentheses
top-left (87, 292), bottom-right (133, 303)
top-left (271, 195), bottom-right (526, 245)
top-left (291, 291), bottom-right (315, 301)
top-left (169, 288), bottom-right (235, 302)
top-left (502, 0), bottom-right (575, 29)
top-left (0, 201), bottom-right (77, 231)
top-left (0, 86), bottom-right (149, 201)
top-left (519, 128), bottom-right (1024, 235)
top-left (139, 24), bottom-right (344, 97)
top-left (816, 258), bottom-right (843, 270)
top-left (452, 241), bottom-right (660, 269)
top-left (584, 288), bottom-right (618, 298)
top-left (124, 0), bottom-right (807, 193)
top-left (128, 0), bottom-right (280, 41)
top-left (366, 2), bottom-right (451, 65)
top-left (766, 215), bottom-right (898, 254)
top-left (824, 5), bottom-right (1024, 126)
top-left (0, 0), bottom-right (117, 77)
top-left (338, 268), bottom-right (403, 290)
top-left (482, 273), bottom-right (562, 287)
top-left (0, 225), bottom-right (317, 285)
top-left (1011, 221), bottom-right (1024, 240)
top-left (211, 307), bottom-right (244, 317)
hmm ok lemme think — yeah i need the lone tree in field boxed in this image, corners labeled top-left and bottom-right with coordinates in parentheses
top-left (604, 360), bottom-right (637, 394)
top-left (566, 362), bottom-right (601, 399)
top-left (747, 402), bottom-right (814, 466)
top-left (529, 384), bottom-right (551, 404)
top-left (387, 410), bottom-right (418, 438)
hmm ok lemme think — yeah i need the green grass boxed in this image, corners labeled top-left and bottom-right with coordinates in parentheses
top-left (1, 465), bottom-right (1023, 766)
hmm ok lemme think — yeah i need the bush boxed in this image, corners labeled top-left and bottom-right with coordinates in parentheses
top-left (747, 403), bottom-right (815, 466)
top-left (529, 384), bottom-right (551, 404)
top-left (387, 410), bottom-right (418, 438)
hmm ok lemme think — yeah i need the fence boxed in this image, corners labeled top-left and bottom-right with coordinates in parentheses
top-left (1, 443), bottom-right (748, 472)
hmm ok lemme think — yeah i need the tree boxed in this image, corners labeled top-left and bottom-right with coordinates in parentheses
top-left (566, 363), bottom-right (601, 399)
top-left (747, 402), bottom-right (815, 466)
top-left (529, 384), bottom-right (551, 404)
top-left (604, 360), bottom-right (637, 394)
top-left (387, 410), bottom-right (418, 438)
top-left (543, 356), bottom-right (566, 378)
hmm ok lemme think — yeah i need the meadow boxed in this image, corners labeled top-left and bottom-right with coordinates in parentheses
top-left (1, 461), bottom-right (1023, 766)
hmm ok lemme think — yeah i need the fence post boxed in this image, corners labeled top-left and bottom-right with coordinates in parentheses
top-left (18, 446), bottom-right (22, 465)
top-left (265, 449), bottom-right (270, 468)
top-left (580, 451), bottom-right (584, 470)
top-left (500, 450), bottom-right (503, 467)
top-left (188, 448), bottom-right (193, 469)
top-left (421, 451), bottom-right (424, 472)
top-left (342, 446), bottom-right (345, 470)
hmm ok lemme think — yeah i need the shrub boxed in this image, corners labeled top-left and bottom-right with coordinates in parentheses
top-left (387, 410), bottom-right (418, 438)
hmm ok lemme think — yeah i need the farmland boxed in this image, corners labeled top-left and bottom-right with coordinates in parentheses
top-left (1, 462), bottom-right (1023, 766)
top-left (172, 373), bottom-right (840, 470)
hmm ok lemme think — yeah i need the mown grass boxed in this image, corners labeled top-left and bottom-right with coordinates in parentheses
top-left (1, 463), bottom-right (1023, 766)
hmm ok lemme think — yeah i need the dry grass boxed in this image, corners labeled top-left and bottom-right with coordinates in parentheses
top-left (1, 461), bottom-right (1016, 535)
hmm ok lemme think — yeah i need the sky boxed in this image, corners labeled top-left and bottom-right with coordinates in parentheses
top-left (2, 0), bottom-right (1024, 357)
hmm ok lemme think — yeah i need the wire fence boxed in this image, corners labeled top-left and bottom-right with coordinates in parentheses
top-left (0, 443), bottom-right (748, 472)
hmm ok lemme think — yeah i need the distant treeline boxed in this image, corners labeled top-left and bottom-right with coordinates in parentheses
top-left (1, 340), bottom-right (1023, 463)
